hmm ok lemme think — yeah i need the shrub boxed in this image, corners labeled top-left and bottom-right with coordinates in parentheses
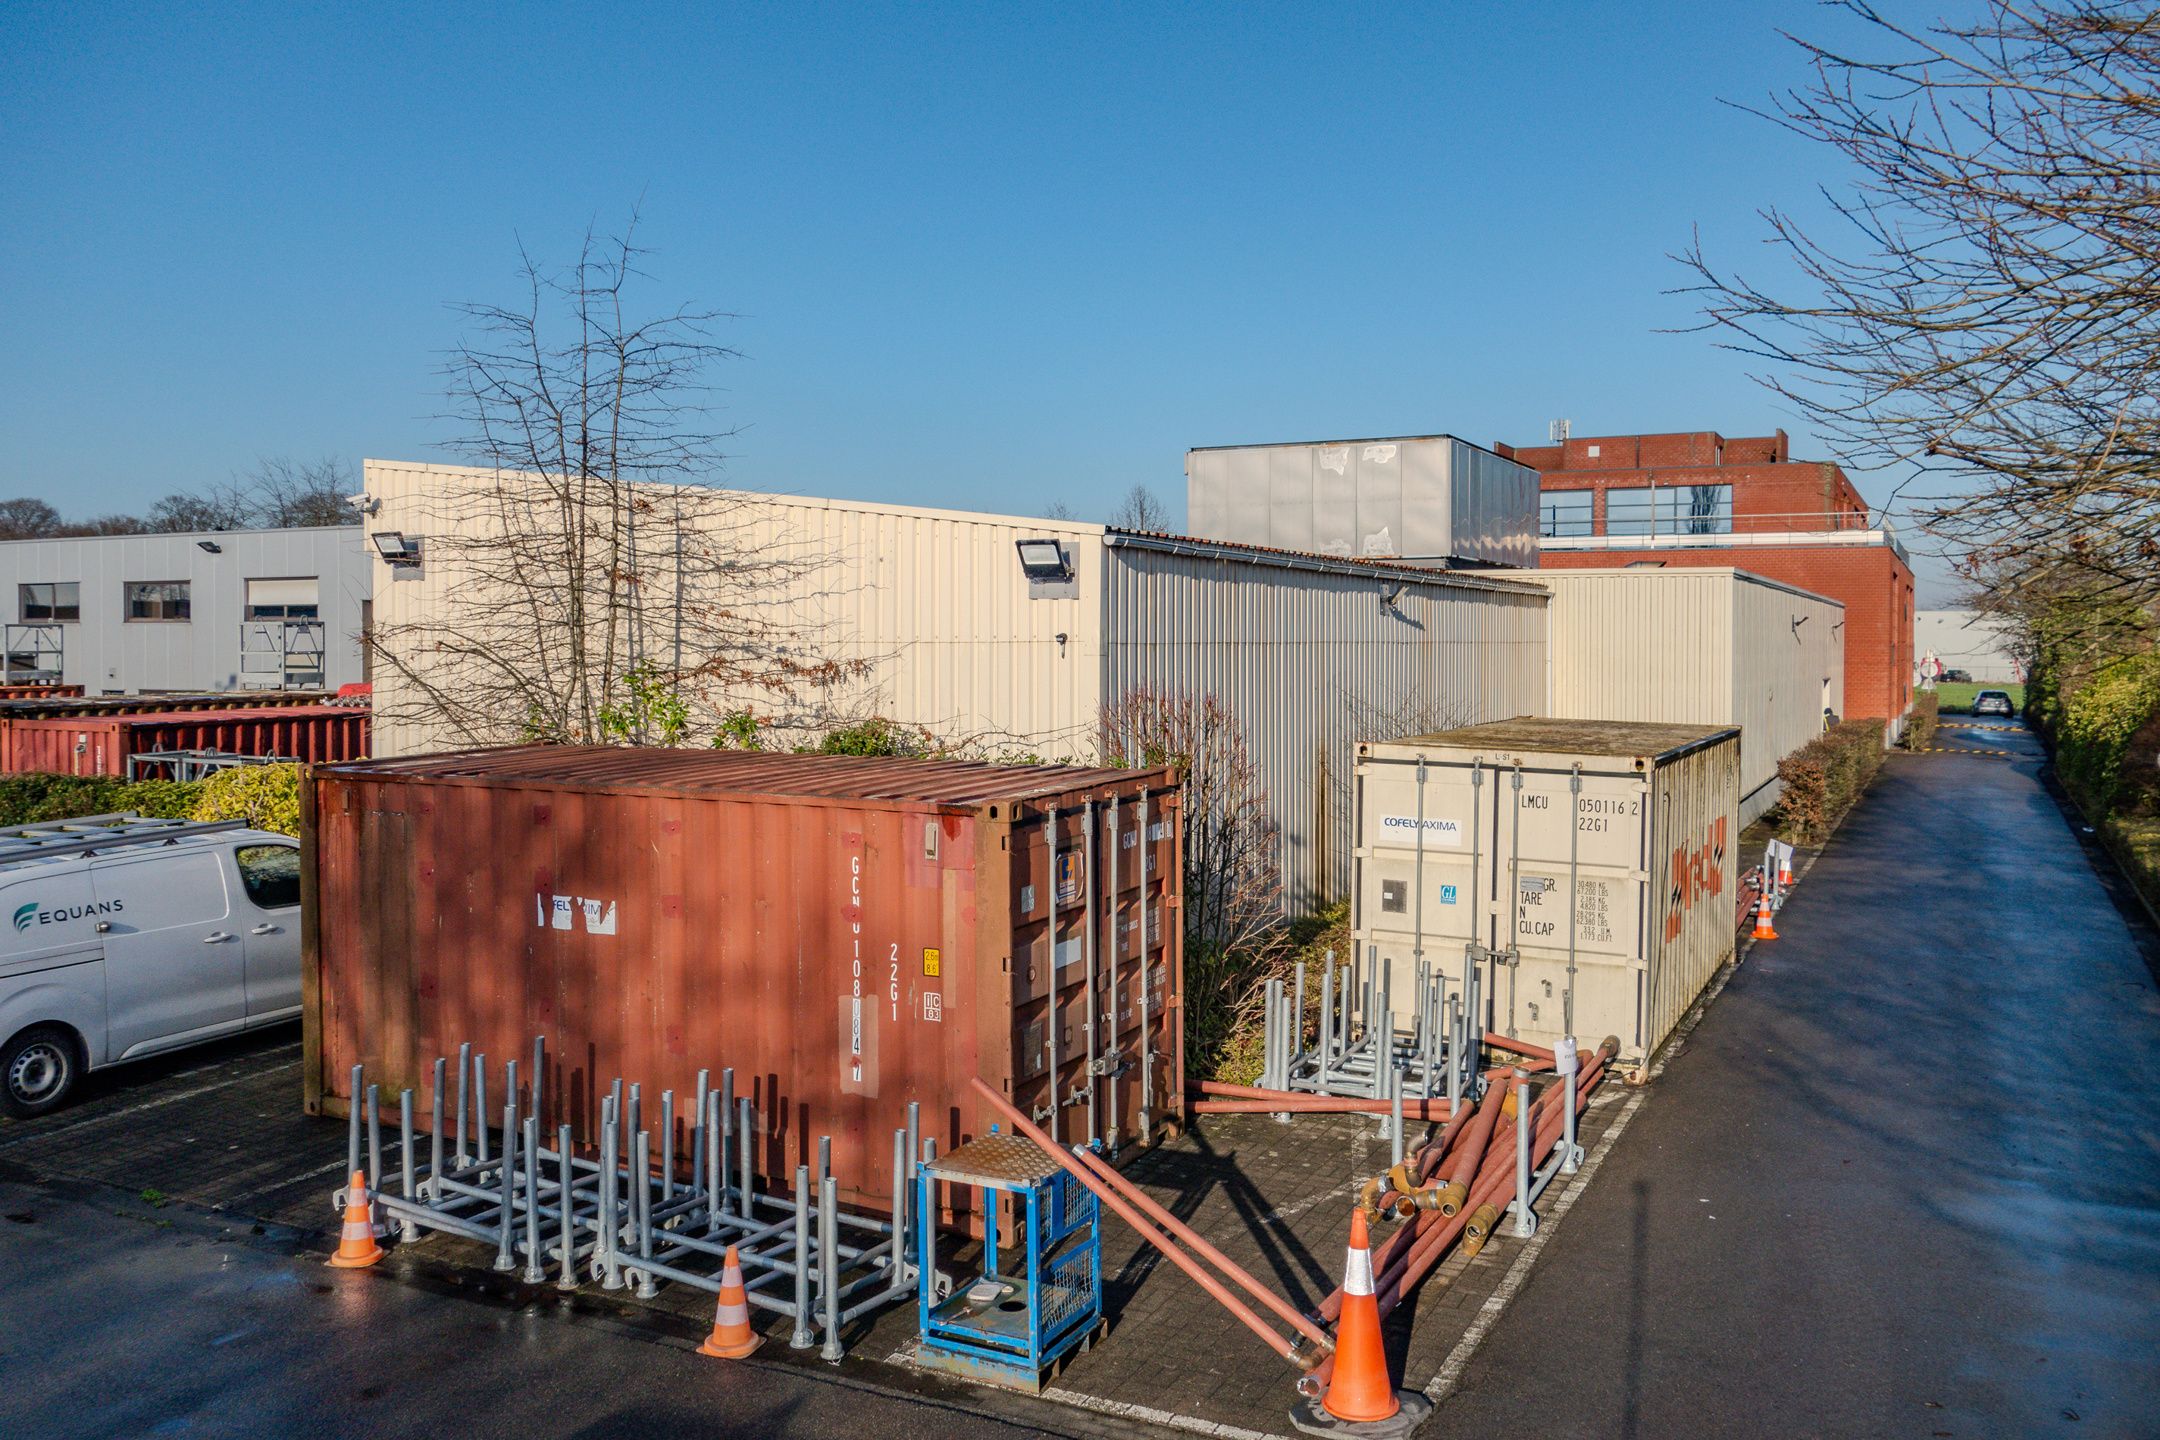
top-left (191, 763), bottom-right (303, 837)
top-left (0, 773), bottom-right (205, 827)
top-left (810, 717), bottom-right (936, 758)
top-left (2055, 652), bottom-right (2160, 810)
top-left (1769, 718), bottom-right (1888, 844)
top-left (1902, 689), bottom-right (1940, 750)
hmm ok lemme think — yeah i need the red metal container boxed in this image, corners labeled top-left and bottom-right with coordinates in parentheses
top-left (0, 691), bottom-right (336, 770)
top-left (0, 684), bottom-right (84, 700)
top-left (6, 704), bottom-right (370, 775)
top-left (302, 745), bottom-right (1186, 1210)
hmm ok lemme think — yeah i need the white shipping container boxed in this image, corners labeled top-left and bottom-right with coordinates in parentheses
top-left (1354, 718), bottom-right (1740, 1061)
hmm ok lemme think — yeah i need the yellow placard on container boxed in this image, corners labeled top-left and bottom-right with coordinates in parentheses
top-left (922, 947), bottom-right (941, 977)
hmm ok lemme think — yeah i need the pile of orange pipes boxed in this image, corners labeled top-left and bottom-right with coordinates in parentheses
top-left (1295, 1035), bottom-right (1620, 1398)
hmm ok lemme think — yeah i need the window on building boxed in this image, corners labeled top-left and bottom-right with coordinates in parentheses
top-left (1539, 491), bottom-right (1594, 538)
top-left (18, 582), bottom-right (79, 623)
top-left (1605, 484), bottom-right (1733, 536)
top-left (245, 577), bottom-right (320, 621)
top-left (125, 581), bottom-right (191, 622)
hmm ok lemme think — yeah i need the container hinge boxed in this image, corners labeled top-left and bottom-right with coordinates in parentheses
top-left (1088, 1052), bottom-right (1129, 1078)
top-left (1030, 1102), bottom-right (1055, 1123)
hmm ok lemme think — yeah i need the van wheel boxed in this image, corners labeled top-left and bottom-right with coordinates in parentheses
top-left (1, 1026), bottom-right (77, 1118)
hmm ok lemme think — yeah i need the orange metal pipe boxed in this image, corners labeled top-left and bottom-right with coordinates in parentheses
top-left (965, 1078), bottom-right (1322, 1369)
top-left (1482, 1034), bottom-right (1557, 1062)
top-left (1065, 1138), bottom-right (1333, 1351)
top-left (1193, 1097), bottom-right (1469, 1118)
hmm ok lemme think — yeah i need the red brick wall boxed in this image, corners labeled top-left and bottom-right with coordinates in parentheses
top-left (1498, 429), bottom-right (1868, 530)
top-left (1539, 546), bottom-right (1916, 725)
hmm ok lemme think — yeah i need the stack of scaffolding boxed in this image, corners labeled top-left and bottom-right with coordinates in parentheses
top-left (338, 1037), bottom-right (921, 1359)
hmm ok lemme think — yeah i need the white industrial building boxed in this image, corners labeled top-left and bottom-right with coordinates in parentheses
top-left (0, 526), bottom-right (371, 693)
top-left (1915, 609), bottom-right (2023, 684)
top-left (1494, 567), bottom-right (1844, 827)
top-left (362, 459), bottom-right (1551, 907)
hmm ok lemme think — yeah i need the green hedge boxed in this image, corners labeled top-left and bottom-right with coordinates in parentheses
top-left (2055, 652), bottom-right (2160, 810)
top-left (1770, 719), bottom-right (1888, 844)
top-left (1903, 689), bottom-right (1940, 750)
top-left (0, 774), bottom-right (206, 827)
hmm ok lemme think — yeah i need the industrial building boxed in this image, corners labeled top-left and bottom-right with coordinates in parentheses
top-left (1916, 609), bottom-right (2023, 684)
top-left (1496, 567), bottom-right (1843, 826)
top-left (1495, 429), bottom-right (1916, 739)
top-left (361, 459), bottom-right (1551, 909)
top-left (1184, 435), bottom-right (1540, 568)
top-left (0, 526), bottom-right (372, 694)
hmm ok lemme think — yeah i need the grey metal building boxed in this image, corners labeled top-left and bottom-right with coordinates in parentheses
top-left (1185, 434), bottom-right (1541, 568)
top-left (0, 526), bottom-right (371, 693)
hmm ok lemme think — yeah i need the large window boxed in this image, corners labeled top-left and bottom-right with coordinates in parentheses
top-left (18, 582), bottom-right (79, 622)
top-left (1605, 484), bottom-right (1732, 536)
top-left (125, 581), bottom-right (191, 622)
top-left (245, 577), bottom-right (319, 621)
top-left (1539, 491), bottom-right (1594, 538)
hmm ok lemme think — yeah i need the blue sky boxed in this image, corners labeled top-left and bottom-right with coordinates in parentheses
top-left (0, 2), bottom-right (1958, 598)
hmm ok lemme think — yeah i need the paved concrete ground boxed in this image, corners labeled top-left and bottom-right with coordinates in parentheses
top-left (1428, 721), bottom-right (2160, 1439)
top-left (0, 1173), bottom-right (1052, 1440)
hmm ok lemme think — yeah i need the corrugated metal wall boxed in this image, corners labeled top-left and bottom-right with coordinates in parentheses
top-left (1099, 537), bottom-right (1548, 909)
top-left (0, 528), bottom-right (370, 693)
top-left (1504, 568), bottom-right (1842, 827)
top-left (364, 460), bottom-right (1103, 757)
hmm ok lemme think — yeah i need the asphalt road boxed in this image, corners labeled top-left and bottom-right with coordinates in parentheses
top-left (1429, 721), bottom-right (2160, 1439)
top-left (0, 1173), bottom-right (1049, 1440)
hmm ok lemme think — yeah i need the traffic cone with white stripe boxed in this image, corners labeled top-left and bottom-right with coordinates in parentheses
top-left (696, 1245), bottom-right (761, 1359)
top-left (1322, 1210), bottom-right (1395, 1421)
top-left (1752, 888), bottom-right (1779, 941)
top-left (1778, 854), bottom-right (1794, 889)
top-left (327, 1170), bottom-right (384, 1269)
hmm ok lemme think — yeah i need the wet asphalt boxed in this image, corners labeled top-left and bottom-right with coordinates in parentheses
top-left (1428, 721), bottom-right (2160, 1439)
top-left (0, 1172), bottom-right (1044, 1440)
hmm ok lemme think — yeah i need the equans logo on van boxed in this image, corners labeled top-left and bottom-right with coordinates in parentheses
top-left (13, 898), bottom-right (124, 932)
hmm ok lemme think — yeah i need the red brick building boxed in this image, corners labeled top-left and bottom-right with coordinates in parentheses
top-left (1494, 429), bottom-right (1915, 735)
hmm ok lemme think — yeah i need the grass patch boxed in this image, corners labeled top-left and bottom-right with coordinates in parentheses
top-left (1932, 681), bottom-right (2025, 715)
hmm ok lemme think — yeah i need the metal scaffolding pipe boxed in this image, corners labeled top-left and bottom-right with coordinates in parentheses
top-left (967, 1078), bottom-right (1321, 1370)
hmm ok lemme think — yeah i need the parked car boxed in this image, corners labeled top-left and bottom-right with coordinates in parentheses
top-left (1973, 689), bottom-right (2016, 717)
top-left (0, 814), bottom-right (299, 1117)
top-left (1940, 668), bottom-right (1973, 684)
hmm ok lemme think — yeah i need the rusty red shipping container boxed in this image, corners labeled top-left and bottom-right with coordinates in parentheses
top-left (0, 684), bottom-right (84, 700)
top-left (0, 691), bottom-right (336, 770)
top-left (6, 704), bottom-right (370, 775)
top-left (302, 746), bottom-right (1186, 1211)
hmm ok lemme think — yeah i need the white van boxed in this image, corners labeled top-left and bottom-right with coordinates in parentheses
top-left (0, 813), bottom-right (301, 1118)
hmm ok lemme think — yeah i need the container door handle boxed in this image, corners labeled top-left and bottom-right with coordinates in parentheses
top-left (250, 923), bottom-right (278, 936)
top-left (203, 931), bottom-right (233, 943)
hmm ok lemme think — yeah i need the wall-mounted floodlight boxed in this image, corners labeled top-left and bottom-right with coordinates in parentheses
top-left (196, 540), bottom-right (222, 554)
top-left (371, 531), bottom-right (424, 567)
top-left (1015, 539), bottom-right (1073, 582)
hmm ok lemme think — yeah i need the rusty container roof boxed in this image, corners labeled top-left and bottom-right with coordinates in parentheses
top-left (1383, 716), bottom-right (1740, 761)
top-left (316, 744), bottom-right (1170, 812)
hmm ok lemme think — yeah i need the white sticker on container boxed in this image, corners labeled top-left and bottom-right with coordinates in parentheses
top-left (1379, 815), bottom-right (1462, 846)
top-left (923, 992), bottom-right (942, 1022)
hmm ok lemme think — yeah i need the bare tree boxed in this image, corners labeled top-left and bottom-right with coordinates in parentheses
top-left (1041, 499), bottom-right (1078, 521)
top-left (1108, 484), bottom-right (1170, 532)
top-left (145, 492), bottom-right (246, 533)
top-left (369, 219), bottom-right (847, 748)
top-left (1679, 2), bottom-right (2160, 636)
top-left (233, 458), bottom-right (359, 527)
top-left (0, 499), bottom-right (61, 540)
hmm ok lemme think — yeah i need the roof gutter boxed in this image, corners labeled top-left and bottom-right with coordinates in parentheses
top-left (1102, 531), bottom-right (1548, 597)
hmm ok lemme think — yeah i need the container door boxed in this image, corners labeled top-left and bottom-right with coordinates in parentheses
top-left (92, 850), bottom-right (244, 1059)
top-left (1355, 756), bottom-right (1491, 1012)
top-left (230, 841), bottom-right (302, 1023)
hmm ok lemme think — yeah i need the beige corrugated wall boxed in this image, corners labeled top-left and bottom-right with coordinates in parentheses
top-left (364, 460), bottom-right (1105, 757)
top-left (1101, 539), bottom-right (1549, 909)
top-left (1498, 567), bottom-right (1843, 826)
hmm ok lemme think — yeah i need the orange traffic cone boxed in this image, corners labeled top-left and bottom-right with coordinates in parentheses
top-left (1322, 1210), bottom-right (1396, 1422)
top-left (327, 1170), bottom-right (385, 1269)
top-left (696, 1245), bottom-right (762, 1359)
top-left (1778, 856), bottom-right (1794, 889)
top-left (1751, 889), bottom-right (1779, 941)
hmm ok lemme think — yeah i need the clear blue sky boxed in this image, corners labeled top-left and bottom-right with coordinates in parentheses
top-left (0, 1), bottom-right (1959, 599)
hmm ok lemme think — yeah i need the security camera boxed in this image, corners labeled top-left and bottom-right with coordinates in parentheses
top-left (346, 493), bottom-right (380, 515)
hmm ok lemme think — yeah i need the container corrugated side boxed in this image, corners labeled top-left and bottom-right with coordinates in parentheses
top-left (4, 705), bottom-right (368, 775)
top-left (302, 749), bottom-right (1184, 1211)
